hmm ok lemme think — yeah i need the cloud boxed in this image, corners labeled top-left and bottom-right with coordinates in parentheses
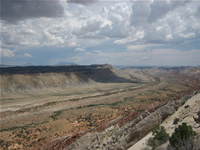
top-left (126, 44), bottom-right (161, 51)
top-left (141, 56), bottom-right (149, 59)
top-left (23, 53), bottom-right (32, 57)
top-left (130, 0), bottom-right (200, 44)
top-left (0, 49), bottom-right (15, 57)
top-left (79, 47), bottom-right (200, 66)
top-left (43, 30), bottom-right (65, 46)
top-left (1, 0), bottom-right (200, 66)
top-left (92, 50), bottom-right (102, 55)
top-left (72, 18), bottom-right (103, 37)
top-left (147, 1), bottom-right (173, 23)
top-left (1, 0), bottom-right (64, 24)
top-left (75, 48), bottom-right (85, 52)
top-left (69, 42), bottom-right (78, 47)
top-left (99, 2), bottom-right (131, 38)
top-left (130, 1), bottom-right (187, 26)
top-left (130, 1), bottom-right (151, 26)
top-left (67, 0), bottom-right (98, 5)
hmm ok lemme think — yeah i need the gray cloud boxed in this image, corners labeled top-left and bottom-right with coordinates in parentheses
top-left (147, 1), bottom-right (171, 23)
top-left (67, 0), bottom-right (98, 5)
top-left (1, 0), bottom-right (64, 24)
top-left (130, 1), bottom-right (189, 26)
top-left (130, 1), bottom-right (151, 26)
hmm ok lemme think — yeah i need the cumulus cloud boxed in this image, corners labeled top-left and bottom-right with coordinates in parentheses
top-left (99, 2), bottom-right (131, 38)
top-left (129, 0), bottom-right (200, 44)
top-left (147, 1), bottom-right (173, 23)
top-left (75, 48), bottom-right (85, 52)
top-left (0, 49), bottom-right (15, 57)
top-left (69, 42), bottom-right (78, 47)
top-left (23, 53), bottom-right (32, 57)
top-left (1, 0), bottom-right (64, 24)
top-left (130, 1), bottom-right (187, 26)
top-left (1, 0), bottom-right (200, 66)
top-left (73, 18), bottom-right (103, 37)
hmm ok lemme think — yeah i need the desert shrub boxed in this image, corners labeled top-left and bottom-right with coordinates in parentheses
top-left (173, 118), bottom-right (180, 125)
top-left (147, 125), bottom-right (169, 150)
top-left (147, 137), bottom-right (158, 150)
top-left (167, 136), bottom-right (200, 150)
top-left (169, 123), bottom-right (197, 150)
top-left (152, 125), bottom-right (169, 144)
top-left (197, 111), bottom-right (200, 117)
top-left (184, 105), bottom-right (190, 109)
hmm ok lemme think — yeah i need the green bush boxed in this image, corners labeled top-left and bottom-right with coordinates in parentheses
top-left (147, 137), bottom-right (158, 150)
top-left (169, 123), bottom-right (197, 150)
top-left (147, 125), bottom-right (169, 150)
top-left (152, 125), bottom-right (169, 145)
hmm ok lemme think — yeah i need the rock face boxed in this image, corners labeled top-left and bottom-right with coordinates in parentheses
top-left (179, 67), bottom-right (200, 80)
top-left (0, 64), bottom-right (132, 93)
top-left (64, 95), bottom-right (192, 150)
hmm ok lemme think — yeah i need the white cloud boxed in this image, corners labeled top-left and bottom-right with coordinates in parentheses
top-left (0, 48), bottom-right (15, 57)
top-left (69, 42), bottom-right (77, 47)
top-left (72, 18), bottom-right (103, 37)
top-left (75, 48), bottom-right (85, 52)
top-left (141, 56), bottom-right (149, 59)
top-left (99, 2), bottom-right (131, 38)
top-left (23, 53), bottom-right (32, 57)
top-left (126, 44), bottom-right (161, 51)
top-left (1, 1), bottom-right (200, 66)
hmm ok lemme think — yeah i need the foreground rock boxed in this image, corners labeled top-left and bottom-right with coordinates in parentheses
top-left (64, 93), bottom-right (198, 150)
top-left (129, 92), bottom-right (200, 150)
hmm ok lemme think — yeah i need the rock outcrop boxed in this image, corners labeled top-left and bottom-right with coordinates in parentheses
top-left (64, 94), bottom-right (193, 150)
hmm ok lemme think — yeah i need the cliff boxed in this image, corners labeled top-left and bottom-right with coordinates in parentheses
top-left (0, 64), bottom-right (132, 93)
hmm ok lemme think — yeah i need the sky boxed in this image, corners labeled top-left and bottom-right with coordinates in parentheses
top-left (1, 0), bottom-right (200, 66)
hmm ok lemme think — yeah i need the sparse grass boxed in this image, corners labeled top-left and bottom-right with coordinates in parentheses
top-left (0, 123), bottom-right (34, 132)
top-left (49, 111), bottom-right (62, 121)
top-left (159, 86), bottom-right (169, 91)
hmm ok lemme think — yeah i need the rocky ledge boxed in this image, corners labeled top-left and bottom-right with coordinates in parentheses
top-left (63, 92), bottom-right (198, 150)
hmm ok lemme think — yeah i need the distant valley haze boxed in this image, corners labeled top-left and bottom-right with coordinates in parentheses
top-left (1, 0), bottom-right (200, 66)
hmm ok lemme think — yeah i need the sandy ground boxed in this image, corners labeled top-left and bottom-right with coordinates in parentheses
top-left (0, 82), bottom-right (140, 112)
top-left (128, 93), bottom-right (200, 150)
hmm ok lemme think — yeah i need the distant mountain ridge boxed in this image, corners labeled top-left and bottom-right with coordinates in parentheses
top-left (55, 62), bottom-right (77, 66)
top-left (0, 64), bottom-right (112, 75)
top-left (0, 64), bottom-right (133, 93)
